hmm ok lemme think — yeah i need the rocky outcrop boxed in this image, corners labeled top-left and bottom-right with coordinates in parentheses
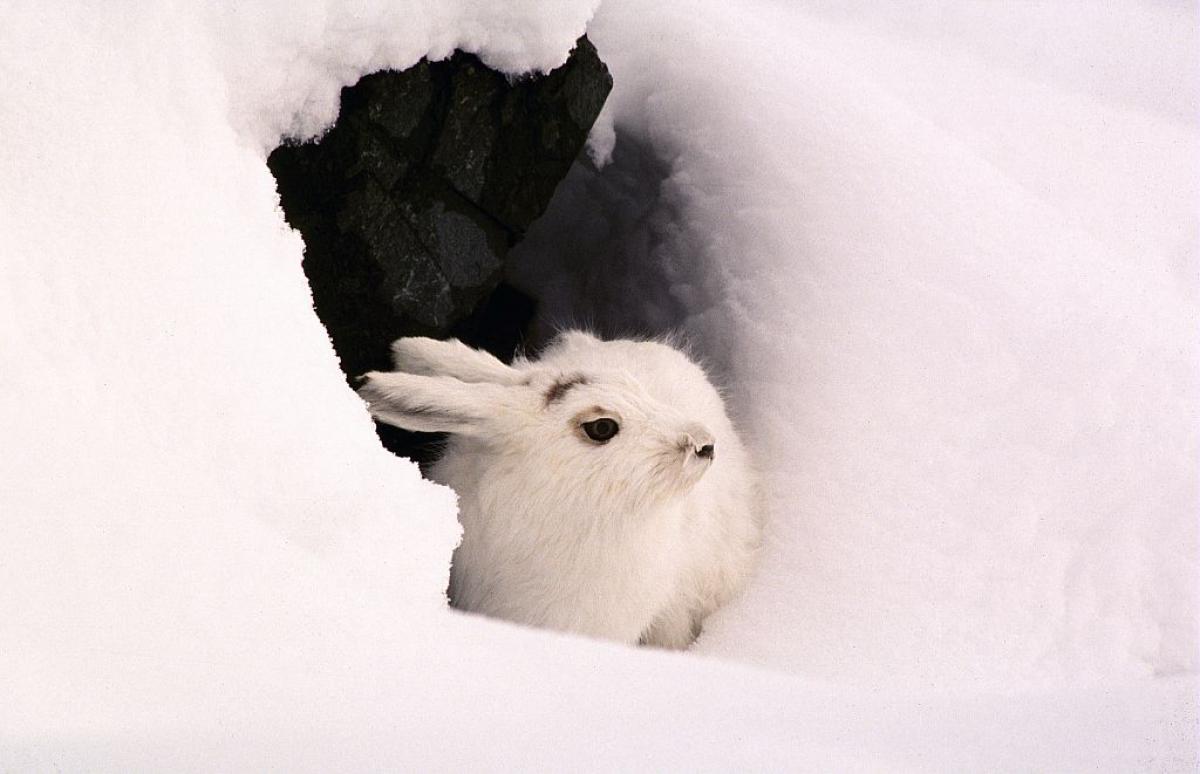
top-left (269, 37), bottom-right (611, 458)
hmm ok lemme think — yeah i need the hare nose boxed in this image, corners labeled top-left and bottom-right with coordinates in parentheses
top-left (682, 426), bottom-right (716, 460)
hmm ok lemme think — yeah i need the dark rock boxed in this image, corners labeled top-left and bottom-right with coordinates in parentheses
top-left (268, 37), bottom-right (611, 460)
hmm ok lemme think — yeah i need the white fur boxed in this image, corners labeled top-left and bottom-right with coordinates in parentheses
top-left (357, 331), bottom-right (762, 648)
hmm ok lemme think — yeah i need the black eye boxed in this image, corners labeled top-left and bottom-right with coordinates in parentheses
top-left (582, 418), bottom-right (620, 443)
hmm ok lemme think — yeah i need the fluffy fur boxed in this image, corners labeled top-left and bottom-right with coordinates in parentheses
top-left (357, 331), bottom-right (762, 648)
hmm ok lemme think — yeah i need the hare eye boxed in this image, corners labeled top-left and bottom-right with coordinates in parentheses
top-left (582, 418), bottom-right (619, 443)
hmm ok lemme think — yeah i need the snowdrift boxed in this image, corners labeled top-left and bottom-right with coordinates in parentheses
top-left (1, 0), bottom-right (1196, 769)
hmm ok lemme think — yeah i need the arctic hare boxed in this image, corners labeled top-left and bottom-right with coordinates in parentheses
top-left (357, 331), bottom-right (761, 648)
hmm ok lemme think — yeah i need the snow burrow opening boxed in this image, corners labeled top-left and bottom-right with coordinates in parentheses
top-left (508, 133), bottom-right (712, 358)
top-left (266, 47), bottom-right (753, 651)
top-left (268, 44), bottom-right (740, 469)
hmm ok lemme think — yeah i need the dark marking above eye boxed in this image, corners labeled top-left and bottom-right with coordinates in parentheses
top-left (544, 374), bottom-right (588, 406)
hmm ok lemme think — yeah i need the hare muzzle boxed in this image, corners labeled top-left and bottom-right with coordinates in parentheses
top-left (680, 425), bottom-right (715, 456)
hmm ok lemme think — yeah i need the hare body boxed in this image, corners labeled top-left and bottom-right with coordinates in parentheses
top-left (358, 331), bottom-right (761, 648)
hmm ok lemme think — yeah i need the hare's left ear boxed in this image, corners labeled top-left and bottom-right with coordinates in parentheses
top-left (356, 371), bottom-right (521, 436)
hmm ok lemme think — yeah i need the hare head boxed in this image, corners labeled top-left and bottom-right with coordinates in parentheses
top-left (355, 331), bottom-right (723, 514)
top-left (356, 330), bottom-right (759, 648)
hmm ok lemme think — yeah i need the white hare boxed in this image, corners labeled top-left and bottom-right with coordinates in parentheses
top-left (357, 330), bottom-right (761, 648)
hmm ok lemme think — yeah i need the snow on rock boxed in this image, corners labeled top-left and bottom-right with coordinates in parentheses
top-left (207, 1), bottom-right (603, 151)
top-left (0, 0), bottom-right (1196, 769)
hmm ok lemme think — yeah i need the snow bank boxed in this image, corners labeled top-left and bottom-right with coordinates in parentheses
top-left (515, 0), bottom-right (1199, 688)
top-left (1, 0), bottom-right (1196, 769)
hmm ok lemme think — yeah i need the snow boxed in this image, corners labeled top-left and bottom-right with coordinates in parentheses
top-left (1, 0), bottom-right (1196, 769)
top-left (515, 0), bottom-right (1200, 687)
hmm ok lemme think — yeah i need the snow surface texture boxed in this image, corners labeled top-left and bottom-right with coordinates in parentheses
top-left (1, 0), bottom-right (1196, 770)
top-left (515, 0), bottom-right (1200, 688)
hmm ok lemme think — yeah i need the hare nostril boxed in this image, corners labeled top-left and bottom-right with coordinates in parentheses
top-left (696, 443), bottom-right (715, 460)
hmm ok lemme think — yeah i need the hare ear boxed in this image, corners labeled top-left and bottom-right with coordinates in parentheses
top-left (356, 371), bottom-right (519, 436)
top-left (390, 337), bottom-right (521, 385)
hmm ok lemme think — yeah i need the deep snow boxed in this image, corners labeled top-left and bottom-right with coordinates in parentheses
top-left (1, 0), bottom-right (1196, 769)
top-left (514, 0), bottom-right (1199, 688)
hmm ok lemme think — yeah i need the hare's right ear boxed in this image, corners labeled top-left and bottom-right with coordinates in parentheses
top-left (356, 371), bottom-right (520, 435)
top-left (390, 337), bottom-right (521, 385)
